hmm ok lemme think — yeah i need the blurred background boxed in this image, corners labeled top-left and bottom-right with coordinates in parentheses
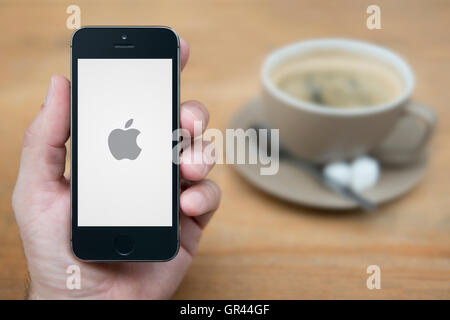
top-left (1, 0), bottom-right (449, 299)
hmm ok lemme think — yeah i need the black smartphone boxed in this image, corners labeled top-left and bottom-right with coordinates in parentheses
top-left (71, 27), bottom-right (180, 261)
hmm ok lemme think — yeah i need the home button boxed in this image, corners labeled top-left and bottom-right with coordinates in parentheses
top-left (113, 235), bottom-right (135, 256)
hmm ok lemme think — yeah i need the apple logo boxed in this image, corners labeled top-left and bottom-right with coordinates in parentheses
top-left (108, 118), bottom-right (142, 160)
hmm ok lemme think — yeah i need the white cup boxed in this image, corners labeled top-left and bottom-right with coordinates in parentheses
top-left (261, 38), bottom-right (435, 164)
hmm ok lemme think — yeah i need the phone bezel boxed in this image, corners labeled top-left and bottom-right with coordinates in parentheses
top-left (70, 27), bottom-right (180, 261)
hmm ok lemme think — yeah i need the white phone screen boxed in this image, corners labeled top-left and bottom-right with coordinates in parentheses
top-left (77, 59), bottom-right (173, 226)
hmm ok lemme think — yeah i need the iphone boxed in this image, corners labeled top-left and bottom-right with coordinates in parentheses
top-left (71, 27), bottom-right (180, 261)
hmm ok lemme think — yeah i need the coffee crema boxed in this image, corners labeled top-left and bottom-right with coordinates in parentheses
top-left (271, 50), bottom-right (404, 108)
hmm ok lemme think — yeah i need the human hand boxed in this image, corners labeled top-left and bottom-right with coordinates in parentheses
top-left (12, 39), bottom-right (221, 299)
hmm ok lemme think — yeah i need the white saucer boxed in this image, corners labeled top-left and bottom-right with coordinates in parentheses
top-left (228, 98), bottom-right (428, 210)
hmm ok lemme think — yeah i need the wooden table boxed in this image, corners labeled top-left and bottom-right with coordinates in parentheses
top-left (1, 0), bottom-right (449, 299)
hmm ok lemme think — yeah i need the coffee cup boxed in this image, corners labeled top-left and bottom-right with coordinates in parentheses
top-left (261, 38), bottom-right (435, 164)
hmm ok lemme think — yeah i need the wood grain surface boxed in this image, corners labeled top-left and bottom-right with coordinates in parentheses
top-left (0, 0), bottom-right (449, 299)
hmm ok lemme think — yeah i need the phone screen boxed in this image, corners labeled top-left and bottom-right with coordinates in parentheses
top-left (77, 59), bottom-right (173, 227)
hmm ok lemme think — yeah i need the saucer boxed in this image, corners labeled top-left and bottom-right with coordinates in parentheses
top-left (228, 98), bottom-right (428, 210)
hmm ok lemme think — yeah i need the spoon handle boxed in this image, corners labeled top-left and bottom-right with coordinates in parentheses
top-left (322, 175), bottom-right (377, 211)
top-left (285, 154), bottom-right (377, 212)
top-left (252, 125), bottom-right (377, 211)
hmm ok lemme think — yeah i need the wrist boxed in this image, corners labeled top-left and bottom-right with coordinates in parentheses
top-left (27, 287), bottom-right (41, 300)
top-left (27, 282), bottom-right (45, 300)
top-left (27, 280), bottom-right (111, 300)
top-left (27, 281), bottom-right (74, 300)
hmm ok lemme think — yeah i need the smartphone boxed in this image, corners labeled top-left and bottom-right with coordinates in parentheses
top-left (71, 27), bottom-right (180, 261)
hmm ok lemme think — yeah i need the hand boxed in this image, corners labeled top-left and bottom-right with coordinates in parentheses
top-left (12, 39), bottom-right (221, 299)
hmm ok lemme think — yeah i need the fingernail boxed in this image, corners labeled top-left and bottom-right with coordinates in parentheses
top-left (44, 76), bottom-right (55, 107)
top-left (184, 105), bottom-right (206, 131)
top-left (202, 143), bottom-right (215, 175)
top-left (188, 191), bottom-right (206, 213)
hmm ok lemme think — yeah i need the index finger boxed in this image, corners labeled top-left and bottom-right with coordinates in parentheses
top-left (180, 38), bottom-right (190, 71)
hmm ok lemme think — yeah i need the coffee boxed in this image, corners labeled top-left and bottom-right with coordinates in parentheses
top-left (271, 50), bottom-right (404, 108)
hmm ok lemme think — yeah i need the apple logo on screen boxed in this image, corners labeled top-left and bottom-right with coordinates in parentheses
top-left (108, 119), bottom-right (142, 160)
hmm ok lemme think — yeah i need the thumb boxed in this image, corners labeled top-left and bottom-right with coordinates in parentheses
top-left (18, 75), bottom-right (70, 184)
